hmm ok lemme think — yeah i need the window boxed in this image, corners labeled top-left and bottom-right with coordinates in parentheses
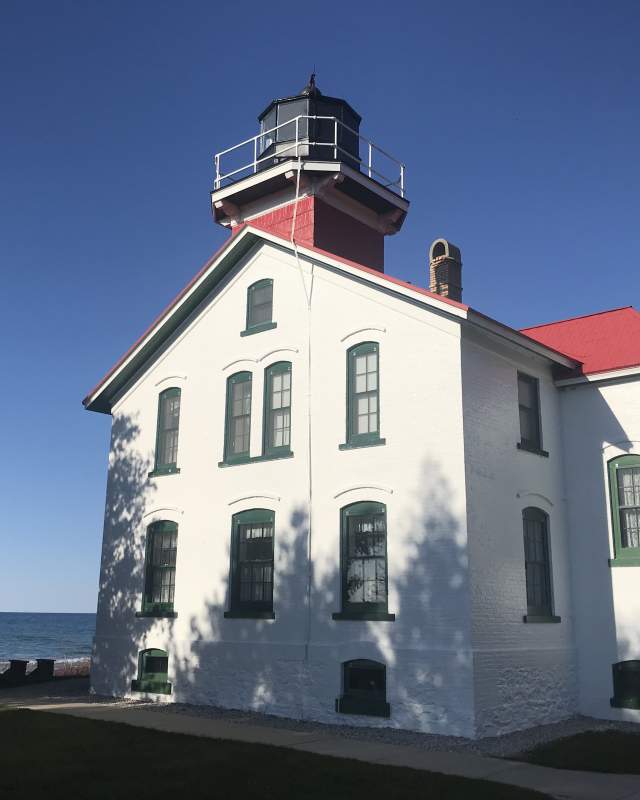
top-left (225, 509), bottom-right (275, 619)
top-left (517, 373), bottom-right (547, 455)
top-left (151, 388), bottom-right (181, 475)
top-left (263, 362), bottom-right (292, 457)
top-left (522, 508), bottom-right (559, 622)
top-left (608, 455), bottom-right (640, 566)
top-left (333, 502), bottom-right (394, 621)
top-left (131, 648), bottom-right (171, 694)
top-left (342, 342), bottom-right (384, 449)
top-left (224, 372), bottom-right (252, 463)
top-left (611, 661), bottom-right (640, 709)
top-left (242, 279), bottom-right (276, 336)
top-left (139, 521), bottom-right (178, 617)
top-left (336, 660), bottom-right (390, 717)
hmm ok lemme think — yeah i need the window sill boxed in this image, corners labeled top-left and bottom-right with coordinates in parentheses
top-left (131, 679), bottom-right (172, 695)
top-left (148, 466), bottom-right (181, 478)
top-left (339, 438), bottom-right (386, 451)
top-left (224, 610), bottom-right (275, 620)
top-left (516, 443), bottom-right (549, 458)
top-left (219, 451), bottom-right (293, 468)
top-left (609, 557), bottom-right (640, 567)
top-left (332, 611), bottom-right (395, 621)
top-left (335, 696), bottom-right (390, 718)
top-left (135, 611), bottom-right (178, 619)
top-left (523, 614), bottom-right (561, 623)
top-left (240, 321), bottom-right (277, 337)
top-left (610, 696), bottom-right (640, 710)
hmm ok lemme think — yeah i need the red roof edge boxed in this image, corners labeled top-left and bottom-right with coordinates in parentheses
top-left (519, 306), bottom-right (633, 333)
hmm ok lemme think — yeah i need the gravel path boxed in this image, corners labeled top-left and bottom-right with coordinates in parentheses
top-left (136, 700), bottom-right (640, 758)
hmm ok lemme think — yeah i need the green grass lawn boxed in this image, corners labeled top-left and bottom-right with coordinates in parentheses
top-left (0, 709), bottom-right (551, 800)
top-left (515, 730), bottom-right (640, 774)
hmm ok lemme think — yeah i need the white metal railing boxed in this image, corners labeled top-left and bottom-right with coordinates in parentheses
top-left (213, 115), bottom-right (405, 198)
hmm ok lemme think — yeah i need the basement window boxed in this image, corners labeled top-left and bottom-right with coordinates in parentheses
top-left (336, 659), bottom-right (390, 718)
top-left (131, 649), bottom-right (172, 695)
top-left (611, 661), bottom-right (640, 709)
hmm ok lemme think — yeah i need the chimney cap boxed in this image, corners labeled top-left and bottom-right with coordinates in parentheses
top-left (429, 238), bottom-right (462, 264)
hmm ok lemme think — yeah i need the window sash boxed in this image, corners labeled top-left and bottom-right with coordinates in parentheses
top-left (230, 511), bottom-right (275, 613)
top-left (523, 510), bottom-right (553, 617)
top-left (609, 457), bottom-right (640, 561)
top-left (341, 504), bottom-right (388, 614)
top-left (264, 363), bottom-right (292, 455)
top-left (155, 389), bottom-right (181, 469)
top-left (225, 374), bottom-right (252, 461)
top-left (348, 344), bottom-right (380, 445)
top-left (247, 280), bottom-right (273, 329)
top-left (518, 373), bottom-right (541, 450)
top-left (143, 523), bottom-right (177, 613)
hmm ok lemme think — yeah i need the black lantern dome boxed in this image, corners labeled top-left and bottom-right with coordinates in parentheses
top-left (257, 75), bottom-right (361, 172)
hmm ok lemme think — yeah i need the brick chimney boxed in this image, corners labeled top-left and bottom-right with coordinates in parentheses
top-left (429, 239), bottom-right (462, 302)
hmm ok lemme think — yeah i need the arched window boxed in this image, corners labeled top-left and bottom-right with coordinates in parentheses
top-left (242, 279), bottom-right (276, 336)
top-left (225, 509), bottom-right (275, 619)
top-left (152, 387), bottom-right (181, 475)
top-left (341, 342), bottom-right (384, 449)
top-left (522, 507), bottom-right (559, 622)
top-left (263, 361), bottom-right (292, 457)
top-left (224, 371), bottom-right (252, 463)
top-left (608, 455), bottom-right (640, 566)
top-left (336, 659), bottom-right (390, 717)
top-left (131, 648), bottom-right (171, 695)
top-left (333, 502), bottom-right (394, 621)
top-left (140, 520), bottom-right (178, 617)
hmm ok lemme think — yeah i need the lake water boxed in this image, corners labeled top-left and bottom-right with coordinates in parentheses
top-left (0, 612), bottom-right (96, 661)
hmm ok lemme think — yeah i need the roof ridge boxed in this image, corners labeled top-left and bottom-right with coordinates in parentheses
top-left (520, 306), bottom-right (634, 332)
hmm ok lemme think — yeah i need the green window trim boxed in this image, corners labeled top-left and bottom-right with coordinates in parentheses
top-left (337, 501), bottom-right (392, 621)
top-left (153, 387), bottom-right (181, 474)
top-left (227, 508), bottom-right (275, 618)
top-left (517, 372), bottom-right (544, 454)
top-left (523, 614), bottom-right (561, 624)
top-left (263, 361), bottom-right (292, 458)
top-left (218, 451), bottom-right (294, 468)
top-left (141, 520), bottom-right (178, 616)
top-left (131, 648), bottom-right (172, 695)
top-left (522, 507), bottom-right (555, 619)
top-left (336, 659), bottom-right (390, 718)
top-left (223, 371), bottom-right (252, 464)
top-left (242, 278), bottom-right (274, 335)
top-left (344, 342), bottom-right (382, 449)
top-left (608, 455), bottom-right (640, 566)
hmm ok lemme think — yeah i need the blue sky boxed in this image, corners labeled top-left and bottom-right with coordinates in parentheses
top-left (1, 1), bottom-right (639, 612)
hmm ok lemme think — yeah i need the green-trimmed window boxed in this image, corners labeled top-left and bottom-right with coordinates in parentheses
top-left (608, 455), bottom-right (640, 566)
top-left (522, 507), bottom-right (558, 622)
top-left (224, 372), bottom-right (252, 463)
top-left (226, 509), bottom-right (275, 619)
top-left (336, 659), bottom-right (390, 717)
top-left (263, 362), bottom-right (292, 457)
top-left (333, 502), bottom-right (394, 621)
top-left (611, 661), bottom-right (640, 709)
top-left (242, 279), bottom-right (275, 336)
top-left (141, 521), bottom-right (178, 616)
top-left (344, 342), bottom-right (382, 448)
top-left (131, 648), bottom-right (172, 694)
top-left (152, 388), bottom-right (181, 475)
top-left (517, 373), bottom-right (545, 454)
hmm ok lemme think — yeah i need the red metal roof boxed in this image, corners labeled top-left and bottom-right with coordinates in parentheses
top-left (521, 306), bottom-right (640, 376)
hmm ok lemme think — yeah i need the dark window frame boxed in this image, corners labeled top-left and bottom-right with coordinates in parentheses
top-left (225, 508), bottom-right (275, 620)
top-left (139, 520), bottom-right (178, 617)
top-left (336, 659), bottom-right (390, 717)
top-left (517, 372), bottom-right (548, 456)
top-left (608, 455), bottom-right (640, 567)
top-left (263, 361), bottom-right (292, 458)
top-left (150, 387), bottom-right (181, 476)
top-left (131, 648), bottom-right (172, 694)
top-left (242, 279), bottom-right (276, 336)
top-left (522, 507), bottom-right (560, 622)
top-left (333, 501), bottom-right (394, 621)
top-left (224, 371), bottom-right (252, 464)
top-left (341, 342), bottom-right (384, 450)
top-left (611, 660), bottom-right (640, 709)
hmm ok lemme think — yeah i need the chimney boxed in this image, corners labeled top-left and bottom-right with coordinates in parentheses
top-left (429, 239), bottom-right (462, 302)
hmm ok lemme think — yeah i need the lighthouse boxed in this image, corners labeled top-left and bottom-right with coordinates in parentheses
top-left (210, 76), bottom-right (409, 271)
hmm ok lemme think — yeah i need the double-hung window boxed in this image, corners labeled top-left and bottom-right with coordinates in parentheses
top-left (242, 279), bottom-right (276, 336)
top-left (517, 372), bottom-right (546, 455)
top-left (226, 509), bottom-right (275, 619)
top-left (140, 521), bottom-right (178, 617)
top-left (333, 502), bottom-right (394, 621)
top-left (151, 388), bottom-right (181, 475)
top-left (224, 372), bottom-right (252, 463)
top-left (522, 508), bottom-right (559, 622)
top-left (608, 455), bottom-right (640, 566)
top-left (342, 342), bottom-right (383, 449)
top-left (263, 362), bottom-right (292, 457)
